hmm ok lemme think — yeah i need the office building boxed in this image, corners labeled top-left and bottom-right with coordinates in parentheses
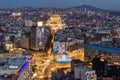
top-left (74, 67), bottom-right (97, 80)
top-left (30, 26), bottom-right (51, 51)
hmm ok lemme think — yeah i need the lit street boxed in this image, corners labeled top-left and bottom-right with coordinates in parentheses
top-left (31, 48), bottom-right (84, 79)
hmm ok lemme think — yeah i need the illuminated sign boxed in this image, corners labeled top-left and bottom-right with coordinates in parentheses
top-left (60, 42), bottom-right (66, 53)
top-left (53, 41), bottom-right (60, 53)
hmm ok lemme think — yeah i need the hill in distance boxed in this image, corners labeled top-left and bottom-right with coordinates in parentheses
top-left (69, 5), bottom-right (103, 11)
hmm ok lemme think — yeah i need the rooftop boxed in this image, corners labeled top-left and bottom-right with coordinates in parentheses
top-left (85, 44), bottom-right (120, 54)
top-left (0, 58), bottom-right (27, 72)
top-left (75, 66), bottom-right (95, 72)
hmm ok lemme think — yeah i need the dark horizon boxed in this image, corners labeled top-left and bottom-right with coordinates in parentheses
top-left (0, 0), bottom-right (120, 11)
top-left (0, 5), bottom-right (118, 12)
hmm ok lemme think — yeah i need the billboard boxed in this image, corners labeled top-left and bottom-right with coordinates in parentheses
top-left (59, 42), bottom-right (66, 54)
top-left (53, 41), bottom-right (66, 53)
top-left (53, 41), bottom-right (60, 53)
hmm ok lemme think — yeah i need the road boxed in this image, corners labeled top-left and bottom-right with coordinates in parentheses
top-left (31, 48), bottom-right (84, 79)
top-left (12, 47), bottom-right (84, 80)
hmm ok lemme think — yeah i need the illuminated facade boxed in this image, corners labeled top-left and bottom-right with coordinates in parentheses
top-left (11, 12), bottom-right (21, 16)
top-left (46, 14), bottom-right (66, 32)
top-left (30, 26), bottom-right (51, 51)
top-left (25, 20), bottom-right (33, 27)
top-left (0, 58), bottom-right (31, 80)
top-left (74, 67), bottom-right (97, 80)
top-left (30, 26), bottom-right (44, 51)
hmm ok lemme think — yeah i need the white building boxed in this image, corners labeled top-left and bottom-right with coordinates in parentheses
top-left (30, 26), bottom-right (51, 51)
top-left (37, 21), bottom-right (43, 27)
top-left (74, 67), bottom-right (97, 80)
top-left (4, 42), bottom-right (14, 51)
top-left (12, 12), bottom-right (22, 16)
top-left (25, 20), bottom-right (33, 27)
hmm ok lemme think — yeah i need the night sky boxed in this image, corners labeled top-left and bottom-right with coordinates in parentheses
top-left (0, 0), bottom-right (120, 10)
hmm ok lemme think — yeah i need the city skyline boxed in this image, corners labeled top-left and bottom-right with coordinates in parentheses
top-left (0, 0), bottom-right (120, 11)
top-left (0, 1), bottom-right (120, 79)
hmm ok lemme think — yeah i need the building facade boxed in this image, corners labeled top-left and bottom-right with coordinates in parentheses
top-left (74, 67), bottom-right (97, 80)
top-left (30, 26), bottom-right (51, 51)
top-left (46, 14), bottom-right (66, 32)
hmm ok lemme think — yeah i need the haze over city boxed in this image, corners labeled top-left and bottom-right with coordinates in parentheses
top-left (0, 0), bottom-right (120, 10)
top-left (0, 0), bottom-right (120, 80)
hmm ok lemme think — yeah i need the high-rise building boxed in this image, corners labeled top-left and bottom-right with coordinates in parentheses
top-left (4, 42), bottom-right (14, 51)
top-left (30, 26), bottom-right (51, 51)
top-left (11, 12), bottom-right (22, 17)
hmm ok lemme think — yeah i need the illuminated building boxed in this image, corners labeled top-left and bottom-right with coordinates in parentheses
top-left (0, 58), bottom-right (31, 80)
top-left (46, 14), bottom-right (66, 32)
top-left (11, 12), bottom-right (22, 17)
top-left (4, 42), bottom-right (14, 51)
top-left (85, 43), bottom-right (120, 77)
top-left (37, 21), bottom-right (43, 27)
top-left (30, 26), bottom-right (51, 51)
